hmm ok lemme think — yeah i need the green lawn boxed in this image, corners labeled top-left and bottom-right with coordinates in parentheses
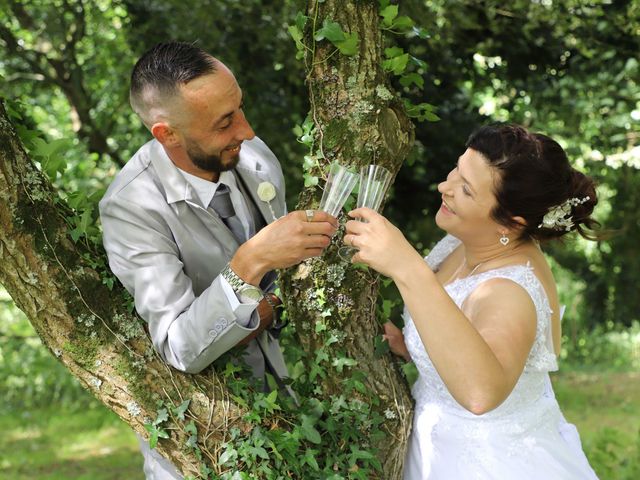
top-left (0, 371), bottom-right (637, 479)
top-left (0, 403), bottom-right (142, 480)
top-left (553, 371), bottom-right (640, 480)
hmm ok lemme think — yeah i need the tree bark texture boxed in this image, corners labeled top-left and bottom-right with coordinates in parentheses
top-left (0, 101), bottom-right (248, 478)
top-left (280, 1), bottom-right (416, 478)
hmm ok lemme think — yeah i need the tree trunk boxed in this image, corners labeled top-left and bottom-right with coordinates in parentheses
top-left (281, 1), bottom-right (415, 478)
top-left (0, 100), bottom-right (249, 478)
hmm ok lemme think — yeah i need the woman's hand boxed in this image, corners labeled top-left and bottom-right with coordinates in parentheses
top-left (383, 321), bottom-right (411, 362)
top-left (343, 207), bottom-right (422, 279)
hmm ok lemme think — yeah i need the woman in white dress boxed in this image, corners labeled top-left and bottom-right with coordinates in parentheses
top-left (344, 124), bottom-right (600, 479)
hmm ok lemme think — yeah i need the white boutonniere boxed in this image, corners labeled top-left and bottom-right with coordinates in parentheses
top-left (257, 181), bottom-right (278, 221)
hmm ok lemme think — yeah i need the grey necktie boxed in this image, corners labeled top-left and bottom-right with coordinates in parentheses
top-left (210, 183), bottom-right (246, 243)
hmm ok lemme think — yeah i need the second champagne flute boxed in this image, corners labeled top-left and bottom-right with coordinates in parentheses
top-left (339, 164), bottom-right (393, 260)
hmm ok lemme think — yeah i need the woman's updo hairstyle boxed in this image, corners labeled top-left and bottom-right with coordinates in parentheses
top-left (466, 123), bottom-right (600, 241)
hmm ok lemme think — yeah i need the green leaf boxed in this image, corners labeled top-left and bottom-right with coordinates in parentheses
top-left (400, 73), bottom-right (424, 89)
top-left (295, 11), bottom-right (308, 31)
top-left (250, 445), bottom-right (270, 460)
top-left (411, 26), bottom-right (430, 39)
top-left (304, 174), bottom-right (319, 187)
top-left (380, 5), bottom-right (399, 27)
top-left (410, 55), bottom-right (428, 70)
top-left (335, 32), bottom-right (359, 56)
top-left (314, 19), bottom-right (346, 42)
top-left (392, 16), bottom-right (414, 31)
top-left (384, 46), bottom-right (404, 58)
top-left (300, 414), bottom-right (322, 444)
top-left (154, 407), bottom-right (169, 425)
top-left (288, 25), bottom-right (305, 54)
top-left (374, 334), bottom-right (390, 357)
top-left (304, 448), bottom-right (320, 470)
top-left (174, 399), bottom-right (190, 420)
top-left (383, 53), bottom-right (409, 75)
top-left (332, 357), bottom-right (357, 373)
top-left (401, 361), bottom-right (419, 386)
top-left (290, 360), bottom-right (306, 380)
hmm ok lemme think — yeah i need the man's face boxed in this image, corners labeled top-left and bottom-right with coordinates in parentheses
top-left (174, 64), bottom-right (255, 174)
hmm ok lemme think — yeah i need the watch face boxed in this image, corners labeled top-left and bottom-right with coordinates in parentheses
top-left (238, 285), bottom-right (263, 302)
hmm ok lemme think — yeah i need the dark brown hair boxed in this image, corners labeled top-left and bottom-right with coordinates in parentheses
top-left (466, 123), bottom-right (600, 241)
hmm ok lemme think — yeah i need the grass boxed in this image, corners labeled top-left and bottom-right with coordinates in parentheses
top-left (0, 371), bottom-right (637, 479)
top-left (553, 370), bottom-right (640, 480)
top-left (0, 402), bottom-right (143, 480)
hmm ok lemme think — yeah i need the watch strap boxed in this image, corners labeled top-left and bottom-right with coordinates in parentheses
top-left (221, 264), bottom-right (259, 294)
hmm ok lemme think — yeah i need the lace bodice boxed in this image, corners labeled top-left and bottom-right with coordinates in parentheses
top-left (403, 234), bottom-right (558, 419)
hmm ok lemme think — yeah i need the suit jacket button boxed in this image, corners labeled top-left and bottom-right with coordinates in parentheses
top-left (208, 330), bottom-right (217, 338)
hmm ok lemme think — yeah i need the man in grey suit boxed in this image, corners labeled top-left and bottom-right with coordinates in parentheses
top-left (99, 42), bottom-right (337, 479)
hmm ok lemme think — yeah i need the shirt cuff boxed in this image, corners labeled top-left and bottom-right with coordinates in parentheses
top-left (220, 276), bottom-right (259, 327)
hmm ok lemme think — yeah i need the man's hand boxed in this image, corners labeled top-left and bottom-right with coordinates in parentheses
top-left (230, 210), bottom-right (338, 285)
top-left (383, 321), bottom-right (411, 362)
top-left (236, 295), bottom-right (282, 346)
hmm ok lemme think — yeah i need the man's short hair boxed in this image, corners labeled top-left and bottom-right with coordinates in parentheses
top-left (130, 41), bottom-right (217, 127)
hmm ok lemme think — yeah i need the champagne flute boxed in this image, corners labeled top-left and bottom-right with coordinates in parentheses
top-left (318, 162), bottom-right (359, 217)
top-left (339, 164), bottom-right (393, 260)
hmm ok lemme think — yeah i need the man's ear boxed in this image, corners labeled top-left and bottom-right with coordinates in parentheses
top-left (151, 122), bottom-right (180, 148)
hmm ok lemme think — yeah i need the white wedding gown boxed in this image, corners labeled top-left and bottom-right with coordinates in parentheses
top-left (402, 235), bottom-right (599, 479)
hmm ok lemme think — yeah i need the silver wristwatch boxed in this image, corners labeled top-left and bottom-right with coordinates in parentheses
top-left (221, 264), bottom-right (263, 302)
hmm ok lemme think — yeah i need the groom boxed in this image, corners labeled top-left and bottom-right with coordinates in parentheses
top-left (99, 42), bottom-right (337, 478)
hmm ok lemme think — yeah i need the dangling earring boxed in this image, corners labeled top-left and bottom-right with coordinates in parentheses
top-left (499, 233), bottom-right (509, 246)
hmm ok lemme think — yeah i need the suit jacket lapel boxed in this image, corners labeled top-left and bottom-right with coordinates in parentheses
top-left (235, 164), bottom-right (285, 224)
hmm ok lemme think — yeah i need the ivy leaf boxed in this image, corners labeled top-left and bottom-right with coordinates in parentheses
top-left (374, 334), bottom-right (390, 357)
top-left (404, 100), bottom-right (440, 122)
top-left (383, 53), bottom-right (409, 75)
top-left (304, 174), bottom-right (319, 187)
top-left (335, 32), bottom-right (359, 56)
top-left (400, 72), bottom-right (424, 89)
top-left (380, 5), bottom-right (398, 27)
top-left (314, 19), bottom-right (346, 42)
top-left (401, 361), bottom-right (419, 386)
top-left (384, 46), bottom-right (404, 58)
top-left (144, 423), bottom-right (169, 449)
top-left (410, 55), bottom-right (428, 70)
top-left (295, 11), bottom-right (308, 31)
top-left (250, 445), bottom-right (270, 460)
top-left (412, 26), bottom-right (430, 39)
top-left (392, 16), bottom-right (414, 31)
top-left (332, 357), bottom-right (358, 373)
top-left (219, 447), bottom-right (238, 464)
top-left (288, 25), bottom-right (305, 59)
top-left (303, 448), bottom-right (320, 470)
top-left (154, 407), bottom-right (169, 425)
top-left (300, 414), bottom-right (322, 444)
top-left (174, 399), bottom-right (190, 420)
top-left (290, 360), bottom-right (306, 380)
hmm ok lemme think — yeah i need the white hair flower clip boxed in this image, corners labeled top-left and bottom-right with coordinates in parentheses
top-left (257, 181), bottom-right (278, 221)
top-left (538, 196), bottom-right (590, 231)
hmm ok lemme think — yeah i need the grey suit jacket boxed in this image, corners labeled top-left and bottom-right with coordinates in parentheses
top-left (99, 137), bottom-right (288, 378)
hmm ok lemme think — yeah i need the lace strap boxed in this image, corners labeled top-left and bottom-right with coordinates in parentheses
top-left (425, 234), bottom-right (461, 270)
top-left (463, 265), bottom-right (558, 372)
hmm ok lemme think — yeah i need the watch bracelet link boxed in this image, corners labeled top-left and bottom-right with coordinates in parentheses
top-left (221, 264), bottom-right (280, 310)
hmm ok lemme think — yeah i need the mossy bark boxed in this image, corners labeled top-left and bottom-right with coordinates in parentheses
top-left (0, 101), bottom-right (249, 478)
top-left (280, 1), bottom-right (416, 478)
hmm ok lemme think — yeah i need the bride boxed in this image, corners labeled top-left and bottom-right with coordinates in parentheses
top-left (344, 124), bottom-right (600, 479)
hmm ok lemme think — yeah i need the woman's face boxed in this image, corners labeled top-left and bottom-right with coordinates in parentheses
top-left (435, 148), bottom-right (502, 241)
